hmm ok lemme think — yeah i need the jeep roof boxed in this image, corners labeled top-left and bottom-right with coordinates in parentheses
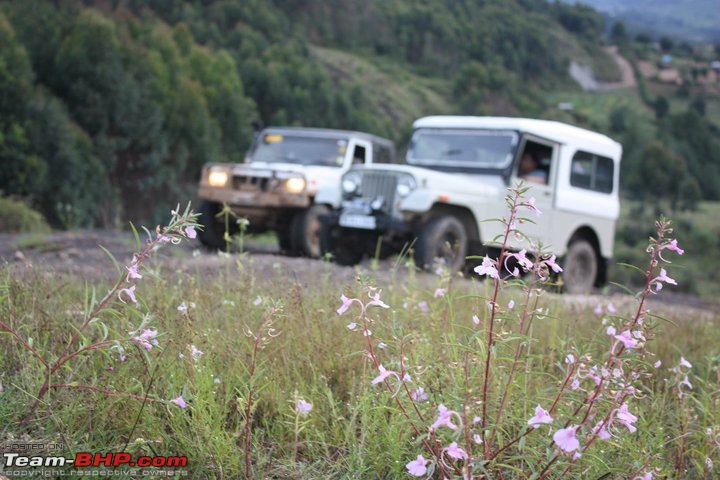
top-left (257, 126), bottom-right (395, 151)
top-left (413, 116), bottom-right (621, 157)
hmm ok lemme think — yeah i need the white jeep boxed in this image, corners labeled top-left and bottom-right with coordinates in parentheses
top-left (197, 127), bottom-right (395, 256)
top-left (318, 116), bottom-right (622, 293)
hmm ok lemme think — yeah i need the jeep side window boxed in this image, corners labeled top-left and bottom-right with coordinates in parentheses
top-left (570, 151), bottom-right (614, 193)
top-left (353, 145), bottom-right (367, 164)
top-left (517, 141), bottom-right (553, 185)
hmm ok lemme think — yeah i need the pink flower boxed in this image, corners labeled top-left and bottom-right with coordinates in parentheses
top-left (593, 421), bottom-right (612, 440)
top-left (189, 344), bottom-right (203, 361)
top-left (434, 288), bottom-right (446, 298)
top-left (528, 405), bottom-right (554, 428)
top-left (607, 303), bottom-right (617, 314)
top-left (524, 197), bottom-right (543, 216)
top-left (170, 395), bottom-right (187, 408)
top-left (125, 262), bottom-right (143, 282)
top-left (594, 304), bottom-right (603, 315)
top-left (653, 360), bottom-right (662, 368)
top-left (505, 249), bottom-right (533, 276)
top-left (633, 473), bottom-right (653, 480)
top-left (507, 299), bottom-right (515, 309)
top-left (411, 387), bottom-right (428, 402)
top-left (418, 301), bottom-right (430, 314)
top-left (653, 268), bottom-right (677, 291)
top-left (337, 294), bottom-right (354, 315)
top-left (431, 404), bottom-right (461, 431)
top-left (131, 329), bottom-right (159, 350)
top-left (346, 322), bottom-right (357, 330)
top-left (616, 403), bottom-right (638, 433)
top-left (368, 291), bottom-right (389, 309)
top-left (472, 314), bottom-right (481, 325)
top-left (118, 285), bottom-right (138, 304)
top-left (445, 442), bottom-right (468, 460)
top-left (664, 239), bottom-right (684, 255)
top-left (680, 357), bottom-right (692, 369)
top-left (474, 256), bottom-right (499, 279)
top-left (296, 399), bottom-right (313, 416)
top-left (371, 364), bottom-right (397, 385)
top-left (614, 330), bottom-right (638, 349)
top-left (406, 455), bottom-right (430, 477)
top-left (544, 255), bottom-right (563, 273)
top-left (185, 226), bottom-right (197, 239)
top-left (553, 425), bottom-right (580, 452)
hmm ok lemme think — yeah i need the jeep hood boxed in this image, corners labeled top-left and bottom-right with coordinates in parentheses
top-left (247, 162), bottom-right (343, 194)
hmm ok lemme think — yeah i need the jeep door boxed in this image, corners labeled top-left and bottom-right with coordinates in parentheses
top-left (511, 137), bottom-right (557, 250)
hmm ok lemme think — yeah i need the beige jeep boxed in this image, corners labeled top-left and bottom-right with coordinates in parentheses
top-left (197, 127), bottom-right (395, 256)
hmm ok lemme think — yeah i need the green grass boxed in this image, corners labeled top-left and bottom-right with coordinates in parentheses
top-left (614, 200), bottom-right (720, 299)
top-left (542, 88), bottom-right (655, 133)
top-left (1, 235), bottom-right (718, 478)
top-left (310, 45), bottom-right (453, 137)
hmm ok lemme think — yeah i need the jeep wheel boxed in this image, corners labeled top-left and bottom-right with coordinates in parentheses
top-left (276, 229), bottom-right (295, 255)
top-left (415, 216), bottom-right (468, 272)
top-left (197, 201), bottom-right (226, 250)
top-left (320, 226), bottom-right (363, 266)
top-left (562, 239), bottom-right (598, 294)
top-left (290, 204), bottom-right (330, 258)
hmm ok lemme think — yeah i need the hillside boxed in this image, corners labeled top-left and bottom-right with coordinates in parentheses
top-left (0, 0), bottom-right (617, 227)
top-left (575, 0), bottom-right (720, 42)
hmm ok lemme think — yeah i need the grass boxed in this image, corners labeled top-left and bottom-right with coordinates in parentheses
top-left (613, 200), bottom-right (720, 299)
top-left (1, 219), bottom-right (719, 479)
top-left (310, 45), bottom-right (453, 138)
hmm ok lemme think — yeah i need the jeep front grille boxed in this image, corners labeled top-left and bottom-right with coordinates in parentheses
top-left (233, 175), bottom-right (269, 192)
top-left (359, 173), bottom-right (397, 214)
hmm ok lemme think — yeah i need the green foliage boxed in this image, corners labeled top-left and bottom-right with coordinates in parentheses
top-left (1, 240), bottom-right (717, 477)
top-left (0, 196), bottom-right (50, 233)
top-left (0, 0), bottom-right (718, 230)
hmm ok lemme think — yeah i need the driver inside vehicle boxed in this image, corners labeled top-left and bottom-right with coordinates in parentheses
top-left (518, 151), bottom-right (547, 184)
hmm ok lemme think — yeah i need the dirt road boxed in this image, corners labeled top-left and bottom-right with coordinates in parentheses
top-left (1, 230), bottom-right (717, 321)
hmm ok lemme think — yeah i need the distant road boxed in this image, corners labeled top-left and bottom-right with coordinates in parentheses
top-left (569, 46), bottom-right (636, 91)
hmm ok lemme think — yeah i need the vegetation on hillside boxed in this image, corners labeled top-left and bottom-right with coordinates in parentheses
top-left (0, 1), bottom-right (719, 299)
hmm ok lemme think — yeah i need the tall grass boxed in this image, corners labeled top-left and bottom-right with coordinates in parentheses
top-left (1, 198), bottom-right (718, 479)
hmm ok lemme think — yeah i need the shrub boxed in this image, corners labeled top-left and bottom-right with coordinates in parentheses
top-left (0, 196), bottom-right (50, 233)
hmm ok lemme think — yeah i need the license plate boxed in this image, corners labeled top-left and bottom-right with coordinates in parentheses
top-left (339, 213), bottom-right (377, 230)
top-left (233, 192), bottom-right (257, 204)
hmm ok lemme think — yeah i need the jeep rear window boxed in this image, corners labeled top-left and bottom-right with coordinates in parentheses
top-left (407, 129), bottom-right (518, 169)
top-left (251, 135), bottom-right (348, 167)
top-left (570, 151), bottom-right (614, 193)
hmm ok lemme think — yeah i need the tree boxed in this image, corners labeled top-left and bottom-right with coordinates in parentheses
top-left (636, 142), bottom-right (687, 209)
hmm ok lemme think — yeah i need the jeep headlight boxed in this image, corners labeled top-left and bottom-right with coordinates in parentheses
top-left (342, 171), bottom-right (362, 195)
top-left (207, 167), bottom-right (229, 187)
top-left (396, 174), bottom-right (417, 198)
top-left (285, 176), bottom-right (306, 194)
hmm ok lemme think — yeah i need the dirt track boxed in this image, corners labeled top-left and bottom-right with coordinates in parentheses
top-left (1, 230), bottom-right (717, 322)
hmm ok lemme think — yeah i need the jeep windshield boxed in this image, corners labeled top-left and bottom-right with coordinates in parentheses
top-left (407, 129), bottom-right (518, 172)
top-left (250, 133), bottom-right (348, 167)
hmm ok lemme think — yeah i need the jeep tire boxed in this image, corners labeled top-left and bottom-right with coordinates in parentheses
top-left (562, 239), bottom-right (598, 294)
top-left (415, 216), bottom-right (468, 272)
top-left (197, 201), bottom-right (227, 250)
top-left (290, 204), bottom-right (330, 258)
top-left (320, 226), bottom-right (363, 266)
